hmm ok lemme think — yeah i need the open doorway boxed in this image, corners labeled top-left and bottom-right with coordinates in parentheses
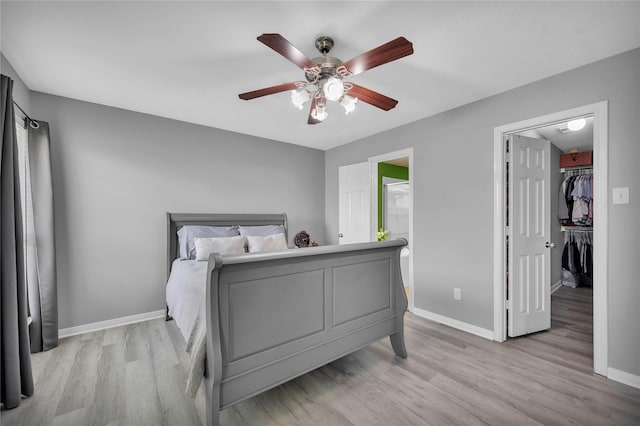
top-left (369, 149), bottom-right (414, 311)
top-left (493, 102), bottom-right (608, 376)
top-left (508, 117), bottom-right (594, 371)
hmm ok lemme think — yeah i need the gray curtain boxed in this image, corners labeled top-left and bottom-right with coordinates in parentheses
top-left (1, 74), bottom-right (34, 409)
top-left (25, 121), bottom-right (58, 352)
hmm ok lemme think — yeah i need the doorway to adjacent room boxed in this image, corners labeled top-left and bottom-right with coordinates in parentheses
top-left (370, 149), bottom-right (414, 311)
top-left (337, 148), bottom-right (414, 310)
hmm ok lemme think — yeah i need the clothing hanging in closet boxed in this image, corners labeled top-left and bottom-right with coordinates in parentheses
top-left (561, 232), bottom-right (593, 288)
top-left (558, 173), bottom-right (593, 226)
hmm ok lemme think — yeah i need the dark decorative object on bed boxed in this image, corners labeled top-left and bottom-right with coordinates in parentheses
top-left (166, 213), bottom-right (408, 426)
top-left (294, 230), bottom-right (310, 247)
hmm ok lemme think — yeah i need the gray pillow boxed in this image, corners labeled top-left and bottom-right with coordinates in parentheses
top-left (178, 225), bottom-right (240, 259)
top-left (237, 225), bottom-right (285, 237)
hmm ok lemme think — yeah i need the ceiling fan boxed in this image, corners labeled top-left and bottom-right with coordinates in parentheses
top-left (238, 34), bottom-right (414, 124)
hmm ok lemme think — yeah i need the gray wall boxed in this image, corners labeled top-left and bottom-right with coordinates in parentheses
top-left (325, 48), bottom-right (640, 376)
top-left (30, 92), bottom-right (325, 329)
top-left (1, 52), bottom-right (31, 113)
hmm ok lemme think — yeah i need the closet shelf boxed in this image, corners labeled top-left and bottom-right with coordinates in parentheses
top-left (561, 226), bottom-right (593, 232)
top-left (560, 165), bottom-right (593, 173)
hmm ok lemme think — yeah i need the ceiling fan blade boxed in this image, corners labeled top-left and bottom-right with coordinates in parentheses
top-left (347, 84), bottom-right (399, 111)
top-left (340, 37), bottom-right (413, 77)
top-left (258, 33), bottom-right (317, 71)
top-left (238, 82), bottom-right (300, 100)
top-left (307, 96), bottom-right (321, 125)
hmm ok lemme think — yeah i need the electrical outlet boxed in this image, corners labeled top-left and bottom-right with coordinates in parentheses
top-left (454, 288), bottom-right (462, 300)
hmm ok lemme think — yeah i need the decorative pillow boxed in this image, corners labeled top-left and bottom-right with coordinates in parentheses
top-left (237, 225), bottom-right (285, 237)
top-left (238, 225), bottom-right (286, 252)
top-left (194, 236), bottom-right (246, 261)
top-left (246, 233), bottom-right (288, 253)
top-left (177, 225), bottom-right (239, 259)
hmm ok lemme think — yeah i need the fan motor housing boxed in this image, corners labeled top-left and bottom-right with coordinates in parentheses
top-left (304, 36), bottom-right (343, 83)
top-left (306, 56), bottom-right (343, 82)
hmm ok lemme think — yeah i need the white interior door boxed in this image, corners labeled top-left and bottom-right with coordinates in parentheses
top-left (508, 135), bottom-right (552, 337)
top-left (339, 162), bottom-right (371, 244)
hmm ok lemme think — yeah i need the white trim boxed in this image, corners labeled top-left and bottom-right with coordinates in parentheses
top-left (592, 102), bottom-right (609, 376)
top-left (493, 127), bottom-right (507, 342)
top-left (550, 280), bottom-right (563, 294)
top-left (492, 101), bottom-right (608, 376)
top-left (58, 309), bottom-right (166, 338)
top-left (412, 307), bottom-right (494, 340)
top-left (608, 368), bottom-right (640, 390)
top-left (369, 148), bottom-right (414, 312)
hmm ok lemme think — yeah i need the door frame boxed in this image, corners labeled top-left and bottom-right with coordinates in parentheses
top-left (492, 101), bottom-right (608, 376)
top-left (369, 148), bottom-right (414, 311)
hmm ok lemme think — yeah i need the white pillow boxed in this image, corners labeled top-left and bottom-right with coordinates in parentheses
top-left (194, 235), bottom-right (246, 260)
top-left (246, 233), bottom-right (288, 253)
top-left (177, 225), bottom-right (239, 259)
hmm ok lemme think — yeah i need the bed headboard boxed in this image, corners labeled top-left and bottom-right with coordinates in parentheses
top-left (166, 212), bottom-right (288, 279)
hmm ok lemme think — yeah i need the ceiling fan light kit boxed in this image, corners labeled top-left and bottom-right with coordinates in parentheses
top-left (310, 103), bottom-right (328, 122)
top-left (323, 76), bottom-right (345, 102)
top-left (290, 89), bottom-right (310, 110)
top-left (239, 34), bottom-right (414, 124)
top-left (340, 95), bottom-right (358, 115)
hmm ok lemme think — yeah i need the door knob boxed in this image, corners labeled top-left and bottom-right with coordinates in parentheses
top-left (545, 241), bottom-right (556, 248)
top-left (339, 233), bottom-right (344, 238)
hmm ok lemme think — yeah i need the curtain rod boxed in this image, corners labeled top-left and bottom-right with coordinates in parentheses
top-left (13, 101), bottom-right (40, 129)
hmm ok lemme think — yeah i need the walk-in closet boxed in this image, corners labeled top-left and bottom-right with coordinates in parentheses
top-left (508, 115), bottom-right (594, 371)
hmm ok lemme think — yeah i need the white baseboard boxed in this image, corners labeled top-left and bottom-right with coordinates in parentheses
top-left (551, 280), bottom-right (563, 294)
top-left (411, 307), bottom-right (494, 340)
top-left (59, 309), bottom-right (166, 338)
top-left (608, 367), bottom-right (640, 390)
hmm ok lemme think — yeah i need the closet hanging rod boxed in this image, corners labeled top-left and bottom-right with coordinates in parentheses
top-left (12, 101), bottom-right (40, 129)
top-left (561, 226), bottom-right (593, 232)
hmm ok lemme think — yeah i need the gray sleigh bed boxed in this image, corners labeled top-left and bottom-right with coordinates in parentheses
top-left (166, 213), bottom-right (408, 426)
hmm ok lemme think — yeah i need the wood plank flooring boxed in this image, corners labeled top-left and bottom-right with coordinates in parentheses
top-left (3, 285), bottom-right (639, 425)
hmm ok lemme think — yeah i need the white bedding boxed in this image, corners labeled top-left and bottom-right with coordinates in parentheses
top-left (166, 259), bottom-right (208, 397)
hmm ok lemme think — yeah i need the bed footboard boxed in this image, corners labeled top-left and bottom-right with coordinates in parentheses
top-left (204, 239), bottom-right (408, 426)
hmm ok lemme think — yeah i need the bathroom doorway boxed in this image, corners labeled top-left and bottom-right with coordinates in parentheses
top-left (369, 148), bottom-right (414, 311)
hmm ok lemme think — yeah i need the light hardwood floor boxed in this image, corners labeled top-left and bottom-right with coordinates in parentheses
top-left (3, 285), bottom-right (639, 425)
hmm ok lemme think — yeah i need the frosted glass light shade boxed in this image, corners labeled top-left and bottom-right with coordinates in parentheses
top-left (340, 95), bottom-right (358, 114)
top-left (323, 77), bottom-right (344, 101)
top-left (290, 89), bottom-right (310, 110)
top-left (311, 105), bottom-right (328, 121)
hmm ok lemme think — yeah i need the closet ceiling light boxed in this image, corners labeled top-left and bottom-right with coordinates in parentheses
top-left (567, 118), bottom-right (586, 131)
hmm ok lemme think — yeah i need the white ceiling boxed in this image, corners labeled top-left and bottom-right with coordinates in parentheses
top-left (536, 116), bottom-right (594, 152)
top-left (2, 1), bottom-right (639, 151)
